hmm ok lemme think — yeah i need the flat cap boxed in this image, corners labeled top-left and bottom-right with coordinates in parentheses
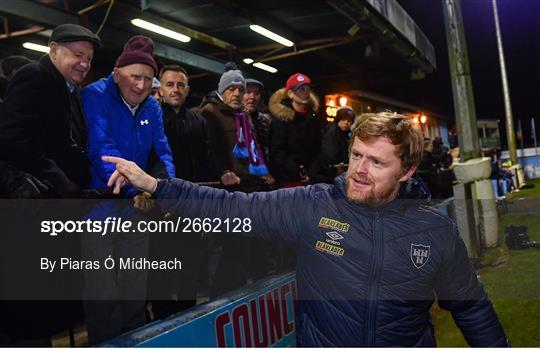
top-left (49, 23), bottom-right (101, 48)
top-left (245, 78), bottom-right (264, 89)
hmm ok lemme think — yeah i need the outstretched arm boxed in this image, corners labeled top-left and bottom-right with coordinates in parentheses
top-left (102, 155), bottom-right (307, 246)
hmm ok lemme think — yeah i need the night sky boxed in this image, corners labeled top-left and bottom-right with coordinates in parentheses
top-left (396, 0), bottom-right (540, 147)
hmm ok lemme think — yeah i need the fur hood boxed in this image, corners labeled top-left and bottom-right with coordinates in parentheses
top-left (268, 87), bottom-right (320, 122)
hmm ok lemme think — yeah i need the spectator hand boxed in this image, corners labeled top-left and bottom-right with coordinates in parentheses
top-left (134, 192), bottom-right (155, 212)
top-left (220, 171), bottom-right (241, 186)
top-left (335, 162), bottom-right (348, 175)
top-left (298, 165), bottom-right (310, 184)
top-left (102, 156), bottom-right (158, 194)
top-left (261, 174), bottom-right (275, 186)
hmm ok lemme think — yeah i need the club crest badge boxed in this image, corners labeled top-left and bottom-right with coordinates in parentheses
top-left (410, 244), bottom-right (430, 269)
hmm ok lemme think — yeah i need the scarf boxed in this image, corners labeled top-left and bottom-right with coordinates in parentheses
top-left (232, 112), bottom-right (269, 176)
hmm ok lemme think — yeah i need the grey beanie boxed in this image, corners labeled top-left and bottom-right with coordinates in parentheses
top-left (218, 69), bottom-right (246, 95)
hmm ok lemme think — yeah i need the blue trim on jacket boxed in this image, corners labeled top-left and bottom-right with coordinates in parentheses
top-left (82, 74), bottom-right (175, 196)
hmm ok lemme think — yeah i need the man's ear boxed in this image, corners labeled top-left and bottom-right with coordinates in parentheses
top-left (399, 165), bottom-right (417, 183)
top-left (48, 42), bottom-right (58, 60)
top-left (113, 67), bottom-right (120, 83)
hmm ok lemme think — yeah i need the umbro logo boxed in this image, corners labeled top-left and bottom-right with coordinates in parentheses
top-left (326, 231), bottom-right (343, 241)
top-left (140, 119), bottom-right (149, 126)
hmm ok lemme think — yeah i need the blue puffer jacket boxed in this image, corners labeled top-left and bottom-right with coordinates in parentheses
top-left (82, 74), bottom-right (175, 196)
top-left (154, 174), bottom-right (507, 347)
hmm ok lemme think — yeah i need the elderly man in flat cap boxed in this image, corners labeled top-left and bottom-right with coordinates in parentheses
top-left (81, 35), bottom-right (175, 344)
top-left (0, 23), bottom-right (100, 345)
top-left (0, 23), bottom-right (100, 197)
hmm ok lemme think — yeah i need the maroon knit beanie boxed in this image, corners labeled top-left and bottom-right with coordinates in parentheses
top-left (115, 35), bottom-right (157, 75)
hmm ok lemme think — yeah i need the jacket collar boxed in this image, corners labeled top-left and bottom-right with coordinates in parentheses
top-left (200, 94), bottom-right (240, 117)
top-left (161, 102), bottom-right (186, 117)
top-left (40, 55), bottom-right (70, 98)
top-left (268, 87), bottom-right (320, 122)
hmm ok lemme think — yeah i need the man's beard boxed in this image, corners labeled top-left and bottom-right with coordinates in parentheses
top-left (345, 173), bottom-right (400, 207)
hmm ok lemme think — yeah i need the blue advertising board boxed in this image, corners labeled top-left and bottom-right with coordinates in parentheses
top-left (102, 272), bottom-right (297, 347)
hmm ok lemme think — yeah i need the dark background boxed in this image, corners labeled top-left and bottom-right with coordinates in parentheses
top-left (395, 0), bottom-right (540, 148)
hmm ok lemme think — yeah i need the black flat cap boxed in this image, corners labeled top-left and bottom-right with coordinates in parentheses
top-left (49, 23), bottom-right (101, 48)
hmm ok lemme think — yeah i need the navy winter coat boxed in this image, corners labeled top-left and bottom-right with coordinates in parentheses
top-left (154, 174), bottom-right (507, 347)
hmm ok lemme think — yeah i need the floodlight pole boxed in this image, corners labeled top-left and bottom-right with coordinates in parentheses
top-left (442, 0), bottom-right (481, 259)
top-left (492, 0), bottom-right (518, 165)
top-left (442, 0), bottom-right (481, 162)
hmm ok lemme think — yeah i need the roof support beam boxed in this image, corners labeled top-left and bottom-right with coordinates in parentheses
top-left (211, 0), bottom-right (361, 73)
top-left (254, 36), bottom-right (365, 64)
top-left (327, 0), bottom-right (436, 73)
top-left (110, 2), bottom-right (237, 51)
top-left (210, 36), bottom-right (354, 57)
top-left (0, 25), bottom-right (44, 40)
top-left (0, 0), bottom-right (225, 74)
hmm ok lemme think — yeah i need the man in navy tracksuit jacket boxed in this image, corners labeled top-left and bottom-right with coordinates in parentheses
top-left (103, 112), bottom-right (508, 347)
top-left (82, 36), bottom-right (175, 344)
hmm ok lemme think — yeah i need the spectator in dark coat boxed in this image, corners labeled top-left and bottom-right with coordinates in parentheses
top-left (0, 24), bottom-right (100, 196)
top-left (269, 73), bottom-right (324, 187)
top-left (416, 138), bottom-right (438, 197)
top-left (147, 64), bottom-right (210, 320)
top-left (322, 106), bottom-right (355, 178)
top-left (158, 65), bottom-right (211, 181)
top-left (243, 78), bottom-right (273, 166)
top-left (0, 23), bottom-right (100, 345)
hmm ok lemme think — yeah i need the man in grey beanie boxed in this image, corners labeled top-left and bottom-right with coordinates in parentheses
top-left (199, 63), bottom-right (247, 186)
top-left (199, 63), bottom-right (274, 297)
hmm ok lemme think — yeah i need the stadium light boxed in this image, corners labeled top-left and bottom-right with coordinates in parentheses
top-left (243, 58), bottom-right (278, 74)
top-left (22, 42), bottom-right (49, 53)
top-left (249, 25), bottom-right (294, 47)
top-left (131, 18), bottom-right (191, 43)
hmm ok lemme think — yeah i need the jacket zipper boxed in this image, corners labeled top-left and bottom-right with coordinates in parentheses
top-left (131, 101), bottom-right (148, 161)
top-left (364, 211), bottom-right (384, 346)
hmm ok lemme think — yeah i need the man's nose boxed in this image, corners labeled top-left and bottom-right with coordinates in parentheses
top-left (353, 158), bottom-right (368, 174)
top-left (135, 79), bottom-right (145, 90)
top-left (79, 59), bottom-right (90, 71)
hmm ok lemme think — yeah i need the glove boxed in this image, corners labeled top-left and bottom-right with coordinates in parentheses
top-left (0, 163), bottom-right (51, 198)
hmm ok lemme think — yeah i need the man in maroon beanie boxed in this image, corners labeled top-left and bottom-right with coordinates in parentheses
top-left (81, 35), bottom-right (175, 345)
